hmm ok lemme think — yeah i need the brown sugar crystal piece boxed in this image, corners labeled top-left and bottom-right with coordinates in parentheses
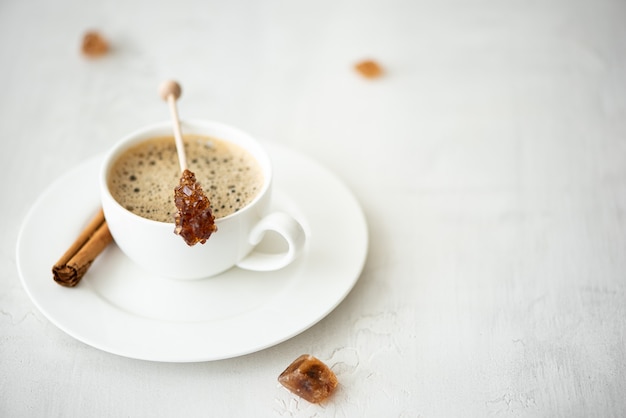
top-left (355, 59), bottom-right (383, 79)
top-left (278, 354), bottom-right (338, 404)
top-left (81, 31), bottom-right (109, 57)
top-left (174, 169), bottom-right (217, 246)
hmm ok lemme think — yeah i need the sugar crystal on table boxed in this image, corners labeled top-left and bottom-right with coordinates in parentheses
top-left (81, 31), bottom-right (109, 57)
top-left (278, 354), bottom-right (338, 404)
top-left (354, 59), bottom-right (383, 79)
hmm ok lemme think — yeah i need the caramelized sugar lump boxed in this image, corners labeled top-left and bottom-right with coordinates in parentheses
top-left (174, 169), bottom-right (217, 246)
top-left (278, 354), bottom-right (338, 404)
top-left (355, 59), bottom-right (383, 79)
top-left (81, 31), bottom-right (109, 57)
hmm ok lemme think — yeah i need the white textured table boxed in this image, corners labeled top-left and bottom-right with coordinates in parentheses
top-left (2, 0), bottom-right (625, 416)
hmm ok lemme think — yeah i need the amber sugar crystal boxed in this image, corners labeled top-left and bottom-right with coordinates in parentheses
top-left (355, 59), bottom-right (383, 79)
top-left (174, 169), bottom-right (217, 246)
top-left (81, 31), bottom-right (109, 57)
top-left (278, 354), bottom-right (338, 404)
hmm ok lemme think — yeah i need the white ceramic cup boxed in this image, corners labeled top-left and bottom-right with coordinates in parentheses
top-left (100, 120), bottom-right (306, 280)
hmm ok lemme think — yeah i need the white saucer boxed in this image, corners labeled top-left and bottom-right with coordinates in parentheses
top-left (16, 142), bottom-right (368, 362)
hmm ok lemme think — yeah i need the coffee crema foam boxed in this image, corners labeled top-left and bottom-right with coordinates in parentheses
top-left (108, 135), bottom-right (264, 222)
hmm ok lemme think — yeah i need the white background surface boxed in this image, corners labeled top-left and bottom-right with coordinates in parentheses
top-left (1, 0), bottom-right (625, 416)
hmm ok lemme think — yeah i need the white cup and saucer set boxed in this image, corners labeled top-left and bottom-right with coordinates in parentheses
top-left (17, 118), bottom-right (368, 362)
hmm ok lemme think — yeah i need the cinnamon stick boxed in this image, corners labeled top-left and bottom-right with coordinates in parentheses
top-left (52, 208), bottom-right (113, 287)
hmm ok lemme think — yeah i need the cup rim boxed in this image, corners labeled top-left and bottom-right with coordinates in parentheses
top-left (100, 119), bottom-right (272, 227)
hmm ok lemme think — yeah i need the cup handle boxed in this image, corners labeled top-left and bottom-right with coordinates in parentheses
top-left (236, 212), bottom-right (306, 272)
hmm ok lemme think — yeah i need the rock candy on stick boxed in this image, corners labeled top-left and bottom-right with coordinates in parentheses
top-left (160, 80), bottom-right (216, 245)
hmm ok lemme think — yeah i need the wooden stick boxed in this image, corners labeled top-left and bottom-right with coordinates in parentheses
top-left (159, 80), bottom-right (187, 172)
top-left (52, 208), bottom-right (113, 287)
